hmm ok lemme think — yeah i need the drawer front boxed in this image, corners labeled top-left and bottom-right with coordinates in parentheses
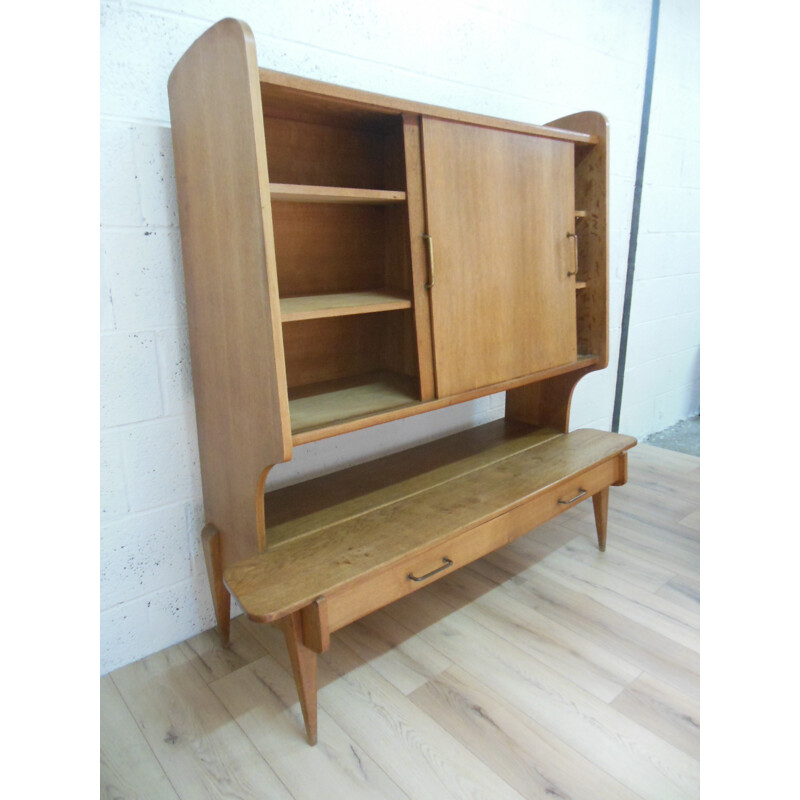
top-left (326, 454), bottom-right (624, 631)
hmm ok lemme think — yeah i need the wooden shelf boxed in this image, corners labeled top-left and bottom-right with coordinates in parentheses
top-left (575, 281), bottom-right (587, 290)
top-left (288, 371), bottom-right (419, 434)
top-left (280, 291), bottom-right (413, 322)
top-left (270, 184), bottom-right (407, 204)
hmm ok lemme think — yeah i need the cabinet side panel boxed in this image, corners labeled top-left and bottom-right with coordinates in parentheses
top-left (168, 19), bottom-right (291, 563)
top-left (549, 112), bottom-right (609, 367)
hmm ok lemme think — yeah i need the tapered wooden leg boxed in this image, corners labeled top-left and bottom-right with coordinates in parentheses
top-left (592, 487), bottom-right (609, 552)
top-left (280, 612), bottom-right (318, 745)
top-left (201, 524), bottom-right (231, 647)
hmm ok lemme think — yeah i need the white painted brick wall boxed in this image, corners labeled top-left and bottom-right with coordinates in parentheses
top-left (100, 0), bottom-right (699, 673)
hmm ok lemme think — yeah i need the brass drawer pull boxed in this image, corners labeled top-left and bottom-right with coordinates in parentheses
top-left (422, 233), bottom-right (435, 288)
top-left (408, 557), bottom-right (453, 582)
top-left (558, 488), bottom-right (588, 505)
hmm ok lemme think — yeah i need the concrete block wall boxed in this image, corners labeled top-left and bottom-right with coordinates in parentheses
top-left (100, 0), bottom-right (699, 673)
top-left (618, 0), bottom-right (700, 436)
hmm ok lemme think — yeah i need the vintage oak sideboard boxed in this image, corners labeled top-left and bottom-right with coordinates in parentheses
top-left (168, 18), bottom-right (637, 745)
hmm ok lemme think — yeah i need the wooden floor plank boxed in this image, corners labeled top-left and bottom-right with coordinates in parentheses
top-left (410, 665), bottom-right (646, 800)
top-left (110, 645), bottom-right (293, 800)
top-left (538, 528), bottom-right (677, 593)
top-left (471, 554), bottom-right (700, 699)
top-left (242, 619), bottom-right (526, 800)
top-left (679, 509), bottom-right (700, 532)
top-left (533, 549), bottom-right (700, 649)
top-left (334, 609), bottom-right (453, 695)
top-left (656, 573), bottom-right (701, 612)
top-left (315, 638), bottom-right (527, 800)
top-left (101, 675), bottom-right (179, 800)
top-left (384, 591), bottom-right (699, 800)
top-left (611, 671), bottom-right (700, 759)
top-left (427, 566), bottom-right (641, 702)
top-left (182, 616), bottom-right (269, 683)
top-left (211, 654), bottom-right (408, 800)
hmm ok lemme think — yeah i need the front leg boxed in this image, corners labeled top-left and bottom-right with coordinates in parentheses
top-left (279, 597), bottom-right (329, 746)
top-left (592, 487), bottom-right (609, 552)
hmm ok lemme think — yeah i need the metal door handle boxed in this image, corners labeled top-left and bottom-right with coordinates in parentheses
top-left (422, 233), bottom-right (435, 288)
top-left (566, 231), bottom-right (578, 277)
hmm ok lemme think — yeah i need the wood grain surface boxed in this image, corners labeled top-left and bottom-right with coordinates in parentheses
top-left (421, 117), bottom-right (577, 395)
top-left (224, 426), bottom-right (635, 623)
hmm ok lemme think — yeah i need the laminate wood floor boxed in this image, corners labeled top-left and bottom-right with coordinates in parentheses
top-left (102, 443), bottom-right (699, 800)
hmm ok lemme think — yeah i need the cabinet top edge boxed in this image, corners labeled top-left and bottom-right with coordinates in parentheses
top-left (258, 67), bottom-right (598, 146)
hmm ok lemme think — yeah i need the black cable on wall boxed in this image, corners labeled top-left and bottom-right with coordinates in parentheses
top-left (612, 0), bottom-right (660, 432)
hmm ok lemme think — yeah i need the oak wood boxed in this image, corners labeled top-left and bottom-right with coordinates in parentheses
top-left (271, 202), bottom-right (389, 297)
top-left (550, 111), bottom-right (609, 365)
top-left (593, 487), bottom-right (609, 551)
top-left (167, 19), bottom-right (625, 756)
top-left (325, 456), bottom-right (621, 633)
top-left (266, 420), bottom-right (560, 544)
top-left (287, 370), bottom-right (419, 432)
top-left (300, 596), bottom-right (331, 654)
top-left (224, 427), bottom-right (635, 624)
top-left (279, 291), bottom-right (412, 321)
top-left (402, 113), bottom-right (436, 400)
top-left (201, 524), bottom-right (231, 645)
top-left (505, 364), bottom-right (594, 432)
top-left (262, 112), bottom-right (402, 189)
top-left (293, 356), bottom-right (598, 444)
top-left (260, 68), bottom-right (598, 145)
top-left (270, 184), bottom-right (406, 203)
top-left (421, 117), bottom-right (577, 396)
top-left (168, 18), bottom-right (291, 567)
top-left (280, 612), bottom-right (318, 745)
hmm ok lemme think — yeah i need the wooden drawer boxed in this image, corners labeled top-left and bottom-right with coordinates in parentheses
top-left (326, 453), bottom-right (624, 631)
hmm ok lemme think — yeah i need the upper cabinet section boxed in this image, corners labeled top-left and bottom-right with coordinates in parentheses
top-left (169, 19), bottom-right (608, 448)
top-left (420, 118), bottom-right (578, 397)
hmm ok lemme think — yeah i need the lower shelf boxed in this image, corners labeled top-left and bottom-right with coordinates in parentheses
top-left (225, 423), bottom-right (636, 626)
top-left (288, 371), bottom-right (420, 435)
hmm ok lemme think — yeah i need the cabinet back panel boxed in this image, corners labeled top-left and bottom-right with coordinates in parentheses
top-left (264, 115), bottom-right (400, 189)
top-left (283, 313), bottom-right (413, 389)
top-left (261, 81), bottom-right (401, 131)
top-left (272, 203), bottom-right (387, 296)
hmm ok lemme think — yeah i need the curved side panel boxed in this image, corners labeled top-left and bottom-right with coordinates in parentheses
top-left (168, 19), bottom-right (291, 563)
top-left (505, 366), bottom-right (595, 433)
top-left (548, 111), bottom-right (609, 368)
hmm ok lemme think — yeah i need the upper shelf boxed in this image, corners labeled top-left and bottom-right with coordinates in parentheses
top-left (270, 184), bottom-right (407, 204)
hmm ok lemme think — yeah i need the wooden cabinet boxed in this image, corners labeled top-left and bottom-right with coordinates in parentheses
top-left (168, 18), bottom-right (633, 746)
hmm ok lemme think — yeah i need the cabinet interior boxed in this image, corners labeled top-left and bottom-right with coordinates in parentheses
top-left (262, 83), bottom-right (422, 435)
top-left (258, 81), bottom-right (605, 439)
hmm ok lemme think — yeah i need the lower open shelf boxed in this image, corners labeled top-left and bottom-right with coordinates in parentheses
top-left (288, 371), bottom-right (420, 435)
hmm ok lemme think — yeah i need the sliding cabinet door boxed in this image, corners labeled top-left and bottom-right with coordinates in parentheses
top-left (421, 117), bottom-right (577, 397)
